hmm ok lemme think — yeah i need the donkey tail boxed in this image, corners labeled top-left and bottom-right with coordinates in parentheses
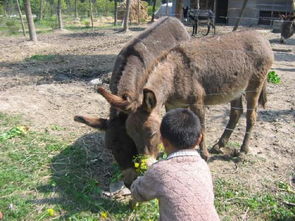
top-left (258, 81), bottom-right (267, 108)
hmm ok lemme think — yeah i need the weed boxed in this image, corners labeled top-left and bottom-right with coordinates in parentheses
top-left (268, 71), bottom-right (281, 84)
top-left (0, 126), bottom-right (28, 141)
top-left (26, 54), bottom-right (56, 62)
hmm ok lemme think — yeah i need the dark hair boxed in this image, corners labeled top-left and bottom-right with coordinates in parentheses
top-left (160, 108), bottom-right (202, 149)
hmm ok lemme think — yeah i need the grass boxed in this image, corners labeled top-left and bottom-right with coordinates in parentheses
top-left (0, 112), bottom-right (159, 220)
top-left (0, 112), bottom-right (294, 220)
top-left (25, 54), bottom-right (57, 62)
top-left (215, 178), bottom-right (295, 220)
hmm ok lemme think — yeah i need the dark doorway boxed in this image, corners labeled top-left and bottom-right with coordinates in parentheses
top-left (215, 0), bottom-right (228, 23)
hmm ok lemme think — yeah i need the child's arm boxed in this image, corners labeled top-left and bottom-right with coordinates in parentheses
top-left (130, 171), bottom-right (158, 202)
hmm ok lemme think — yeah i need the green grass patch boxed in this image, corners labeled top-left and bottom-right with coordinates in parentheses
top-left (26, 54), bottom-right (57, 62)
top-left (214, 178), bottom-right (295, 220)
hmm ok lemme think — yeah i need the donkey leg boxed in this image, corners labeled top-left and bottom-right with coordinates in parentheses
top-left (211, 96), bottom-right (243, 153)
top-left (190, 104), bottom-right (209, 160)
top-left (240, 92), bottom-right (260, 153)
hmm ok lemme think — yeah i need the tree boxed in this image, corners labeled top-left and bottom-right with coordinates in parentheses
top-left (175, 0), bottom-right (183, 19)
top-left (232, 0), bottom-right (248, 31)
top-left (39, 0), bottom-right (43, 20)
top-left (57, 0), bottom-right (63, 29)
top-left (114, 0), bottom-right (118, 25)
top-left (16, 0), bottom-right (26, 36)
top-left (24, 0), bottom-right (37, 41)
top-left (123, 0), bottom-right (131, 32)
top-left (150, 0), bottom-right (156, 22)
top-left (74, 0), bottom-right (78, 18)
top-left (89, 0), bottom-right (94, 30)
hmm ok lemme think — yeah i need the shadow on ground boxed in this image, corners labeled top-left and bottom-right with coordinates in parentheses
top-left (34, 132), bottom-right (130, 219)
top-left (0, 54), bottom-right (117, 89)
top-left (258, 109), bottom-right (295, 122)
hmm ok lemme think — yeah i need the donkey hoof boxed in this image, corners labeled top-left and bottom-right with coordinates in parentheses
top-left (209, 144), bottom-right (224, 154)
top-left (232, 149), bottom-right (247, 158)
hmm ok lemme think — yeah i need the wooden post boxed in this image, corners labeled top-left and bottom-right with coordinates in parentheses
top-left (16, 0), bottom-right (26, 36)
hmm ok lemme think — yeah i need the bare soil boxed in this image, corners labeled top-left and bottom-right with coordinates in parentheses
top-left (0, 24), bottom-right (294, 215)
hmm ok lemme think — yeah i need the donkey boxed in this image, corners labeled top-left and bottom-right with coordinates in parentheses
top-left (280, 15), bottom-right (295, 43)
top-left (183, 7), bottom-right (215, 36)
top-left (74, 16), bottom-right (190, 187)
top-left (96, 30), bottom-right (274, 162)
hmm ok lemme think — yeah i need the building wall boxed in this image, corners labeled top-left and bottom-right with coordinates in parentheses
top-left (227, 0), bottom-right (292, 26)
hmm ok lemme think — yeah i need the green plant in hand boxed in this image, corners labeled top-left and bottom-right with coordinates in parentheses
top-left (267, 71), bottom-right (281, 84)
top-left (133, 155), bottom-right (148, 175)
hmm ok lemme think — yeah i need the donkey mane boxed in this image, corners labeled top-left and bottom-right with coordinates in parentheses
top-left (110, 17), bottom-right (190, 99)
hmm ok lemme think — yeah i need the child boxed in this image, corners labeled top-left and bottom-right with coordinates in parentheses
top-left (130, 108), bottom-right (219, 221)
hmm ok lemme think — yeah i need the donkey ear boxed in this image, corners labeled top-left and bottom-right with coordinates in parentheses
top-left (74, 116), bottom-right (108, 130)
top-left (142, 88), bottom-right (157, 113)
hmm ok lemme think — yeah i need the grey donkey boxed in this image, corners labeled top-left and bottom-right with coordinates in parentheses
top-left (96, 30), bottom-right (274, 163)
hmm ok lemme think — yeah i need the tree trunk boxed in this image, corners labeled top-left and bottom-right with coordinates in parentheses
top-left (232, 0), bottom-right (248, 31)
top-left (24, 0), bottom-right (37, 41)
top-left (175, 0), bottom-right (183, 19)
top-left (75, 0), bottom-right (78, 18)
top-left (123, 0), bottom-right (131, 32)
top-left (150, 0), bottom-right (156, 22)
top-left (114, 0), bottom-right (118, 25)
top-left (4, 0), bottom-right (8, 16)
top-left (89, 0), bottom-right (94, 30)
top-left (16, 0), bottom-right (26, 36)
top-left (39, 0), bottom-right (43, 20)
top-left (196, 0), bottom-right (200, 9)
top-left (166, 0), bottom-right (168, 16)
top-left (57, 0), bottom-right (63, 29)
top-left (137, 0), bottom-right (140, 24)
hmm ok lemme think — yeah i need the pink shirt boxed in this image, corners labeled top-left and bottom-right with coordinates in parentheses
top-left (131, 150), bottom-right (219, 221)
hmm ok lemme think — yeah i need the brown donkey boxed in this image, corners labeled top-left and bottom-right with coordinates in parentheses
top-left (97, 30), bottom-right (274, 161)
top-left (74, 17), bottom-right (190, 187)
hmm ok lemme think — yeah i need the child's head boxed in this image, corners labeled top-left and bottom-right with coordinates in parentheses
top-left (160, 108), bottom-right (202, 151)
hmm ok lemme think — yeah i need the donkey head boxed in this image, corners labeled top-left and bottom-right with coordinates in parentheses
top-left (280, 15), bottom-right (295, 43)
top-left (96, 87), bottom-right (162, 160)
top-left (74, 104), bottom-right (138, 188)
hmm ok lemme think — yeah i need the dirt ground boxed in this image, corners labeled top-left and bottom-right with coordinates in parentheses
top-left (0, 23), bottom-right (294, 207)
